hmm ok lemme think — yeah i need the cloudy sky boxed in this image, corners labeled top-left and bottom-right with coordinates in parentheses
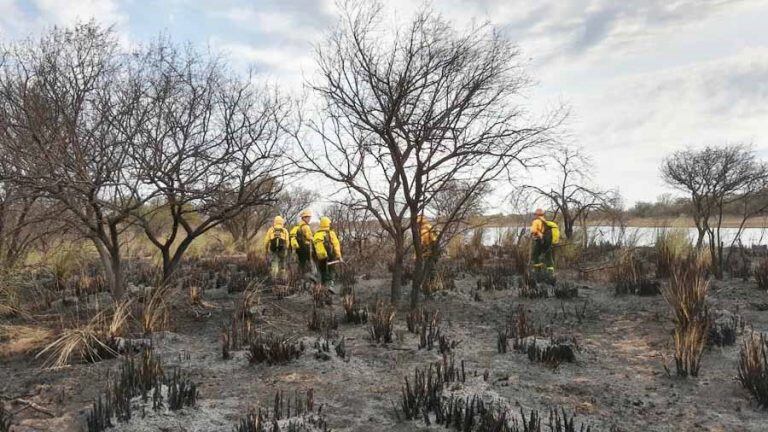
top-left (1, 0), bottom-right (767, 208)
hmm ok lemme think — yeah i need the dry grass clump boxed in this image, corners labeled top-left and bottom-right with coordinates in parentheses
top-left (368, 301), bottom-right (395, 344)
top-left (755, 258), bottom-right (768, 291)
top-left (139, 286), bottom-right (169, 335)
top-left (406, 307), bottom-right (439, 334)
top-left (510, 236), bottom-right (531, 276)
top-left (611, 248), bottom-right (659, 296)
top-left (341, 293), bottom-right (368, 324)
top-left (37, 299), bottom-right (133, 368)
top-left (738, 332), bottom-right (768, 407)
top-left (0, 324), bottom-right (53, 358)
top-left (662, 253), bottom-right (710, 377)
top-left (246, 333), bottom-right (305, 365)
top-left (654, 229), bottom-right (691, 279)
top-left (422, 266), bottom-right (456, 295)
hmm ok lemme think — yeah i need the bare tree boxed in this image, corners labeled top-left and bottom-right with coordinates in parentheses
top-left (130, 40), bottom-right (291, 280)
top-left (276, 187), bottom-right (319, 227)
top-left (523, 146), bottom-right (619, 241)
top-left (0, 171), bottom-right (63, 268)
top-left (221, 185), bottom-right (318, 251)
top-left (293, 2), bottom-right (561, 306)
top-left (0, 23), bottom-right (153, 298)
top-left (662, 144), bottom-right (768, 278)
top-left (323, 197), bottom-right (386, 263)
top-left (427, 179), bottom-right (490, 250)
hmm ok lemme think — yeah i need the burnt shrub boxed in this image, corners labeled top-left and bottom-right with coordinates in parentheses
top-left (247, 333), bottom-right (305, 365)
top-left (368, 301), bottom-right (395, 344)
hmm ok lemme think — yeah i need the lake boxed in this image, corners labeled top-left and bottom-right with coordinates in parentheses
top-left (479, 226), bottom-right (768, 247)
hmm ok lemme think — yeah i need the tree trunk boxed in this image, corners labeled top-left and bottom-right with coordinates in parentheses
top-left (390, 240), bottom-right (404, 305)
top-left (94, 239), bottom-right (124, 299)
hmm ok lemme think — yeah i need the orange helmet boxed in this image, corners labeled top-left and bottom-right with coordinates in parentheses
top-left (534, 208), bottom-right (545, 217)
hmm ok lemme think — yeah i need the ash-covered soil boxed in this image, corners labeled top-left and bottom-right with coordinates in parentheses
top-left (2, 270), bottom-right (768, 432)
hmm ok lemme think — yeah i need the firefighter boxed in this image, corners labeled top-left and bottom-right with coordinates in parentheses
top-left (312, 216), bottom-right (342, 290)
top-left (530, 208), bottom-right (556, 273)
top-left (263, 216), bottom-right (289, 279)
top-left (290, 209), bottom-right (314, 276)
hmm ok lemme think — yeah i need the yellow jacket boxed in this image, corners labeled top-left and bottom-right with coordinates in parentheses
top-left (263, 226), bottom-right (289, 254)
top-left (290, 222), bottom-right (313, 251)
top-left (313, 229), bottom-right (341, 261)
top-left (420, 222), bottom-right (437, 250)
top-left (530, 216), bottom-right (546, 239)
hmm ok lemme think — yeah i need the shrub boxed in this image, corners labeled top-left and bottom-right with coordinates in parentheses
top-left (755, 258), bottom-right (768, 291)
top-left (510, 237), bottom-right (531, 276)
top-left (708, 309), bottom-right (743, 347)
top-left (368, 301), bottom-right (395, 344)
top-left (738, 332), bottom-right (768, 407)
top-left (662, 253), bottom-right (710, 377)
top-left (247, 333), bottom-right (304, 365)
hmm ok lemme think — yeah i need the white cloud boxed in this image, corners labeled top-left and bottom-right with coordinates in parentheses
top-left (32, 0), bottom-right (126, 27)
top-left (573, 47), bottom-right (768, 203)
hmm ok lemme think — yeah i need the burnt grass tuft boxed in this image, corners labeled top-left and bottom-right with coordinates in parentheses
top-left (247, 333), bottom-right (305, 365)
top-left (738, 332), bottom-right (768, 407)
top-left (234, 389), bottom-right (330, 432)
top-left (86, 349), bottom-right (198, 432)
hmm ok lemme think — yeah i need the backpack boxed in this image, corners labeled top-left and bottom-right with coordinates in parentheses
top-left (544, 221), bottom-right (560, 245)
top-left (315, 230), bottom-right (337, 261)
top-left (294, 225), bottom-right (309, 252)
top-left (269, 228), bottom-right (287, 252)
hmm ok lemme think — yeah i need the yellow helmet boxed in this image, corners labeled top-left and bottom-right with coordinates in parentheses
top-left (300, 209), bottom-right (312, 219)
top-left (273, 215), bottom-right (284, 226)
top-left (319, 216), bottom-right (331, 229)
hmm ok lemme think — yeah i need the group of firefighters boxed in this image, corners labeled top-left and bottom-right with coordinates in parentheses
top-left (261, 207), bottom-right (557, 290)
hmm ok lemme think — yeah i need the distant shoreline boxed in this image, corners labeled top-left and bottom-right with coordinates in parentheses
top-left (476, 216), bottom-right (768, 230)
